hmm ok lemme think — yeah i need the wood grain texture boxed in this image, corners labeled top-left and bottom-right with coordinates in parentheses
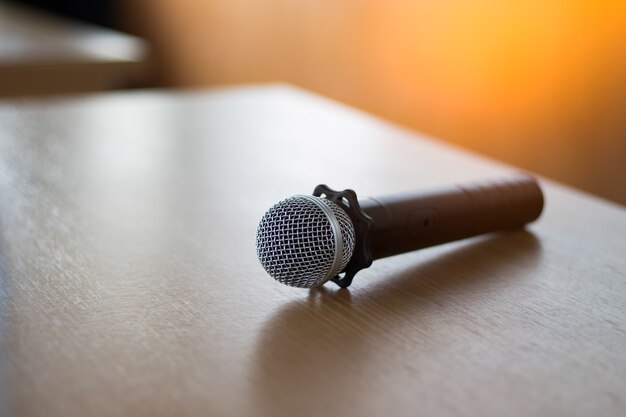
top-left (0, 85), bottom-right (624, 417)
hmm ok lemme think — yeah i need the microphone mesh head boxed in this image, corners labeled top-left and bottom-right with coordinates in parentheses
top-left (256, 195), bottom-right (356, 288)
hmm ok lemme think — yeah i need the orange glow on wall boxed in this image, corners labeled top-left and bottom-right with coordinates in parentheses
top-left (372, 0), bottom-right (626, 138)
top-left (124, 0), bottom-right (626, 204)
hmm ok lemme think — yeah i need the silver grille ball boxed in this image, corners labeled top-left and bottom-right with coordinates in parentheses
top-left (256, 195), bottom-right (356, 288)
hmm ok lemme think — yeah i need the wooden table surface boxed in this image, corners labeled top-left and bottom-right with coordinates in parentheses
top-left (0, 85), bottom-right (624, 417)
top-left (0, 2), bottom-right (148, 98)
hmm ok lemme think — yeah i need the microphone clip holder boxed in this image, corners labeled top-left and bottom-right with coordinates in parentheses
top-left (313, 184), bottom-right (374, 288)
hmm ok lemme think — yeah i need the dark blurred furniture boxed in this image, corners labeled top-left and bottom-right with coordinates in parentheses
top-left (0, 85), bottom-right (625, 417)
top-left (9, 0), bottom-right (115, 27)
top-left (0, 2), bottom-right (148, 98)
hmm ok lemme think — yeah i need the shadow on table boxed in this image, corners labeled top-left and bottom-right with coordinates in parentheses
top-left (251, 230), bottom-right (542, 415)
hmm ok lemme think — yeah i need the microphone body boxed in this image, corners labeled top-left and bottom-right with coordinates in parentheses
top-left (359, 176), bottom-right (543, 260)
top-left (256, 175), bottom-right (544, 288)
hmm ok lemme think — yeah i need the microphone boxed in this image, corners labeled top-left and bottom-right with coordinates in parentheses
top-left (256, 175), bottom-right (544, 288)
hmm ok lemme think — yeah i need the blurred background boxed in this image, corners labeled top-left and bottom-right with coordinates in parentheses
top-left (2, 0), bottom-right (625, 205)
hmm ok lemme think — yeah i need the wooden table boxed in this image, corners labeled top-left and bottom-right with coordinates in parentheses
top-left (0, 85), bottom-right (624, 417)
top-left (0, 2), bottom-right (148, 98)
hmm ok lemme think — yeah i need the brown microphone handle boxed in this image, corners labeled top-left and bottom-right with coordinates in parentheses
top-left (359, 175), bottom-right (544, 260)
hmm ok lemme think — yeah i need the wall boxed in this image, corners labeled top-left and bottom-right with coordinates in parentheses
top-left (124, 0), bottom-right (626, 205)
